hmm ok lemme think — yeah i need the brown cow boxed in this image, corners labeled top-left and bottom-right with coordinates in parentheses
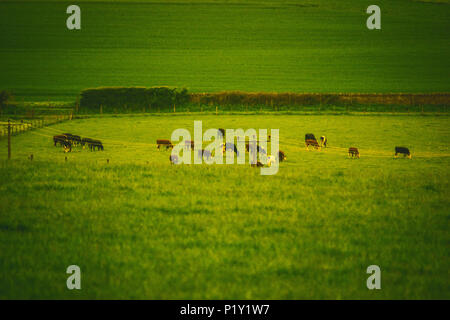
top-left (305, 133), bottom-right (320, 150)
top-left (251, 161), bottom-right (265, 168)
top-left (157, 139), bottom-right (173, 150)
top-left (306, 139), bottom-right (321, 150)
top-left (348, 147), bottom-right (360, 158)
top-left (185, 140), bottom-right (195, 150)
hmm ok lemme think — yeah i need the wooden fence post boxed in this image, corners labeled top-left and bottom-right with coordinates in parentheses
top-left (7, 119), bottom-right (11, 159)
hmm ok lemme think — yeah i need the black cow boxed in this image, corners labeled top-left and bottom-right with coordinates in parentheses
top-left (63, 134), bottom-right (82, 146)
top-left (89, 139), bottom-right (104, 151)
top-left (53, 134), bottom-right (68, 146)
top-left (62, 140), bottom-right (72, 153)
top-left (224, 142), bottom-right (239, 157)
top-left (320, 136), bottom-right (328, 148)
top-left (218, 128), bottom-right (225, 138)
top-left (170, 154), bottom-right (180, 165)
top-left (71, 135), bottom-right (81, 146)
top-left (81, 137), bottom-right (94, 149)
top-left (278, 150), bottom-right (286, 162)
top-left (395, 147), bottom-right (411, 159)
top-left (305, 133), bottom-right (320, 150)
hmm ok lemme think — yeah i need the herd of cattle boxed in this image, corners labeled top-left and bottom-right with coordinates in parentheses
top-left (304, 133), bottom-right (411, 159)
top-left (158, 130), bottom-right (412, 165)
top-left (53, 133), bottom-right (104, 152)
top-left (52, 129), bottom-right (411, 162)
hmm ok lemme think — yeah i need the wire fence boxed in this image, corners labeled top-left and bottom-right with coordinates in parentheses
top-left (0, 114), bottom-right (72, 139)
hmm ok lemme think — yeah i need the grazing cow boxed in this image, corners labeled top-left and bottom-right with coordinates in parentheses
top-left (185, 140), bottom-right (194, 150)
top-left (278, 150), bottom-right (286, 162)
top-left (218, 128), bottom-right (225, 138)
top-left (251, 161), bottom-right (264, 168)
top-left (157, 139), bottom-right (173, 150)
top-left (89, 139), bottom-right (104, 151)
top-left (169, 154), bottom-right (180, 165)
top-left (63, 133), bottom-right (81, 146)
top-left (245, 142), bottom-right (266, 155)
top-left (348, 147), bottom-right (360, 158)
top-left (223, 142), bottom-right (239, 156)
top-left (305, 133), bottom-right (320, 150)
top-left (71, 135), bottom-right (81, 146)
top-left (257, 145), bottom-right (266, 155)
top-left (198, 149), bottom-right (212, 161)
top-left (320, 136), bottom-right (328, 148)
top-left (53, 134), bottom-right (68, 146)
top-left (395, 147), bottom-right (411, 159)
top-left (62, 140), bottom-right (72, 153)
top-left (81, 137), bottom-right (94, 149)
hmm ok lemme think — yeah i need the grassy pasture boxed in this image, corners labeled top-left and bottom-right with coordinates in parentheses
top-left (1, 0), bottom-right (449, 101)
top-left (0, 114), bottom-right (449, 299)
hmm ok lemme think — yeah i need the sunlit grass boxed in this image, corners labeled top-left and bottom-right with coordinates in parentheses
top-left (0, 114), bottom-right (448, 299)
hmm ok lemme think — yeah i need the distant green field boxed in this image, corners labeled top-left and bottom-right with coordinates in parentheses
top-left (0, 114), bottom-right (449, 299)
top-left (0, 0), bottom-right (449, 101)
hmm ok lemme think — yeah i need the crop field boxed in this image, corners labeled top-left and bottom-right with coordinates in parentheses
top-left (0, 114), bottom-right (449, 299)
top-left (1, 0), bottom-right (450, 101)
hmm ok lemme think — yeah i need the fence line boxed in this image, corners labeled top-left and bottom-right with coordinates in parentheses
top-left (0, 114), bottom-right (72, 139)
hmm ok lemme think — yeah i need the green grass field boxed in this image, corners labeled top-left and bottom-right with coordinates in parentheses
top-left (1, 0), bottom-right (450, 101)
top-left (0, 114), bottom-right (449, 299)
top-left (1, 0), bottom-right (449, 301)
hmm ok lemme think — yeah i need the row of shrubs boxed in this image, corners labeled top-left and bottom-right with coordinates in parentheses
top-left (78, 87), bottom-right (449, 112)
top-left (79, 87), bottom-right (189, 112)
top-left (189, 91), bottom-right (450, 107)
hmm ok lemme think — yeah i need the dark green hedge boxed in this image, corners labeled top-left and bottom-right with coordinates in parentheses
top-left (79, 87), bottom-right (189, 112)
top-left (189, 92), bottom-right (450, 107)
